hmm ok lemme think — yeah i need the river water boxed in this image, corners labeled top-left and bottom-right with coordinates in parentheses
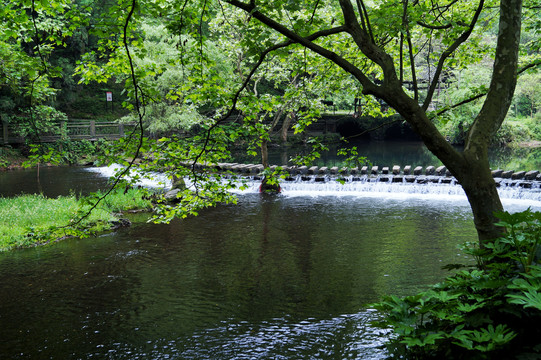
top-left (1, 147), bottom-right (541, 358)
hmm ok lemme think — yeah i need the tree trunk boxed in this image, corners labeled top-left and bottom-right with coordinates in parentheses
top-left (389, 94), bottom-right (504, 243)
top-left (261, 138), bottom-right (269, 168)
top-left (455, 157), bottom-right (504, 242)
top-left (260, 137), bottom-right (280, 193)
top-left (280, 112), bottom-right (293, 143)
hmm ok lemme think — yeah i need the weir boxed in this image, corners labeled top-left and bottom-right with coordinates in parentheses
top-left (193, 162), bottom-right (541, 203)
top-left (87, 162), bottom-right (541, 204)
top-left (202, 162), bottom-right (541, 188)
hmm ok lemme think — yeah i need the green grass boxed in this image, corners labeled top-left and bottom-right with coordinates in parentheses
top-left (0, 188), bottom-right (152, 251)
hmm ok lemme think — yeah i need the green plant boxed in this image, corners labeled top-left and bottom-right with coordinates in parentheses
top-left (289, 138), bottom-right (329, 167)
top-left (0, 189), bottom-right (152, 251)
top-left (22, 138), bottom-right (110, 167)
top-left (336, 145), bottom-right (371, 169)
top-left (373, 209), bottom-right (541, 359)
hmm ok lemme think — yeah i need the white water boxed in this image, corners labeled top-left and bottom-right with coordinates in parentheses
top-left (85, 164), bottom-right (172, 189)
top-left (85, 166), bottom-right (541, 210)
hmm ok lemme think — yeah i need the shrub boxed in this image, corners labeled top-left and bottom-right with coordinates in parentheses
top-left (373, 209), bottom-right (541, 359)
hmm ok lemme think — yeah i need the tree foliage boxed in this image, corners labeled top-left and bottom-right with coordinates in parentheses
top-left (2, 0), bottom-right (540, 242)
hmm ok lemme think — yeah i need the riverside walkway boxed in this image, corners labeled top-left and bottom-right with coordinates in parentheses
top-left (1, 120), bottom-right (136, 145)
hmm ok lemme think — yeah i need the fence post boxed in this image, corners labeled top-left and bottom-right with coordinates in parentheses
top-left (90, 120), bottom-right (96, 137)
top-left (2, 120), bottom-right (8, 145)
top-left (119, 123), bottom-right (125, 137)
top-left (59, 121), bottom-right (66, 139)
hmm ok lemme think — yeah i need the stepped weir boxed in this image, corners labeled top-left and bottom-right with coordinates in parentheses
top-left (198, 162), bottom-right (541, 189)
top-left (87, 163), bottom-right (541, 203)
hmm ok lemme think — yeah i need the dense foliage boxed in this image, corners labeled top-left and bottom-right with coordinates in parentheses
top-left (0, 0), bottom-right (538, 145)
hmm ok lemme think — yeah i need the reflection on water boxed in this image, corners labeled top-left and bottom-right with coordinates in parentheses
top-left (0, 191), bottom-right (481, 359)
top-left (1, 163), bottom-right (540, 359)
top-left (234, 140), bottom-right (442, 168)
top-left (0, 166), bottom-right (110, 198)
top-left (236, 140), bottom-right (541, 172)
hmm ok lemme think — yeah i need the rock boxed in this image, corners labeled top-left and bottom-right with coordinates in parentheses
top-left (512, 171), bottom-right (526, 180)
top-left (502, 170), bottom-right (514, 178)
top-left (492, 169), bottom-right (504, 178)
top-left (171, 176), bottom-right (186, 190)
top-left (436, 166), bottom-right (446, 176)
top-left (164, 188), bottom-right (181, 202)
top-left (110, 218), bottom-right (131, 229)
top-left (525, 170), bottom-right (539, 180)
top-left (403, 165), bottom-right (412, 175)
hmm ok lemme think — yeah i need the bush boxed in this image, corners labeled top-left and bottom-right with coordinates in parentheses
top-left (24, 138), bottom-right (111, 166)
top-left (373, 209), bottom-right (541, 359)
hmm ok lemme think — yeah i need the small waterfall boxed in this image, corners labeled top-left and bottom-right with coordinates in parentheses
top-left (229, 174), bottom-right (541, 207)
top-left (85, 165), bottom-right (172, 189)
top-left (85, 166), bottom-right (541, 206)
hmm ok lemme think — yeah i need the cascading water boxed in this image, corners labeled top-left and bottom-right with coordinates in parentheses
top-left (85, 164), bottom-right (172, 189)
top-left (86, 165), bottom-right (541, 208)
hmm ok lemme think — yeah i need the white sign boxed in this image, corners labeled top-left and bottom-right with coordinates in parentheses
top-left (106, 92), bottom-right (113, 102)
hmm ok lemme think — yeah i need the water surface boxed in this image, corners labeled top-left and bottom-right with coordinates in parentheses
top-left (0, 164), bottom-right (539, 359)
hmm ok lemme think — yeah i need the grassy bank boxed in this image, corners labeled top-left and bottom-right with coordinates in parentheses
top-left (0, 189), bottom-right (152, 251)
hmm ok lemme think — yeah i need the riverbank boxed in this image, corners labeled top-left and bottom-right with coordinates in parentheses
top-left (0, 146), bottom-right (27, 170)
top-left (0, 189), bottom-right (152, 251)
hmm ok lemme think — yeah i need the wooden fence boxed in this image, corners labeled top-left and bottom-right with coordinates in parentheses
top-left (1, 120), bottom-right (137, 145)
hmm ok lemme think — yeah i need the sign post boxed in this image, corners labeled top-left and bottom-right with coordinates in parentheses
top-left (106, 91), bottom-right (113, 112)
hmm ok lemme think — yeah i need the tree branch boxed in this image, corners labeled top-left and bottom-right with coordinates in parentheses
top-left (70, 0), bottom-right (146, 228)
top-left (431, 59), bottom-right (539, 120)
top-left (356, 0), bottom-right (375, 43)
top-left (402, 0), bottom-right (419, 100)
top-left (192, 24), bottom-right (350, 167)
top-left (225, 0), bottom-right (379, 94)
top-left (422, 0), bottom-right (485, 111)
top-left (309, 0), bottom-right (320, 25)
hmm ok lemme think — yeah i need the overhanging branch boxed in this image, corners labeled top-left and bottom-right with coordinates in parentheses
top-left (192, 23), bottom-right (350, 167)
top-left (422, 0), bottom-right (485, 111)
top-left (225, 0), bottom-right (379, 94)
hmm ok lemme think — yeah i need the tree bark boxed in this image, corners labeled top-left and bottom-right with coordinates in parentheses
top-left (458, 161), bottom-right (504, 242)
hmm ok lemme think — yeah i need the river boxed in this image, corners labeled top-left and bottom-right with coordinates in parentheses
top-left (1, 142), bottom-right (541, 359)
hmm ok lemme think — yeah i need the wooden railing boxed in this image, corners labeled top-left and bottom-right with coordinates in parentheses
top-left (1, 120), bottom-right (137, 145)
